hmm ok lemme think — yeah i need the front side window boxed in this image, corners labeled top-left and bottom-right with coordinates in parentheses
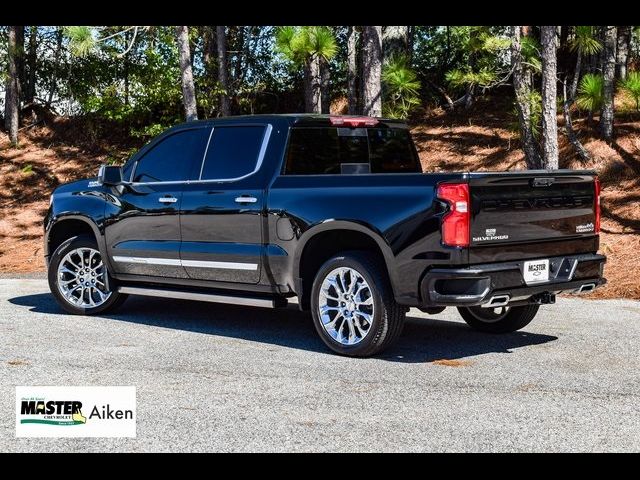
top-left (200, 126), bottom-right (266, 180)
top-left (132, 128), bottom-right (211, 183)
top-left (283, 127), bottom-right (421, 175)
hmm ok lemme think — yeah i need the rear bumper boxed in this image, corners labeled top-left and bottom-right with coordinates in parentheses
top-left (420, 253), bottom-right (606, 307)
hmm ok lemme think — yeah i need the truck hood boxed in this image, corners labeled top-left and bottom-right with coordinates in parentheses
top-left (52, 177), bottom-right (102, 195)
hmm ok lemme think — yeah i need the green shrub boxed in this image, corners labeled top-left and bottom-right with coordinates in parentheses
top-left (620, 71), bottom-right (640, 111)
top-left (576, 73), bottom-right (604, 113)
top-left (382, 55), bottom-right (421, 119)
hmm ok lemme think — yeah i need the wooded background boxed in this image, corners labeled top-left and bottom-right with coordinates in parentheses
top-left (1, 26), bottom-right (640, 298)
top-left (2, 26), bottom-right (639, 167)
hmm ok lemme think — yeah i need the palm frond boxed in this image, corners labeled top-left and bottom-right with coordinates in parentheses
top-left (570, 26), bottom-right (602, 55)
top-left (274, 26), bottom-right (299, 62)
top-left (576, 73), bottom-right (604, 112)
top-left (382, 55), bottom-right (421, 119)
top-left (304, 26), bottom-right (337, 60)
top-left (64, 26), bottom-right (97, 57)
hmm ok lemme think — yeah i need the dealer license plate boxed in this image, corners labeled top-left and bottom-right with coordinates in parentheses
top-left (523, 259), bottom-right (549, 285)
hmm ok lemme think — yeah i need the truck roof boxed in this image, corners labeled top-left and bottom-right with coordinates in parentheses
top-left (178, 114), bottom-right (407, 129)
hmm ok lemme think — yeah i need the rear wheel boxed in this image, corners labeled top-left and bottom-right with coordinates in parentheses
top-left (48, 235), bottom-right (127, 315)
top-left (310, 251), bottom-right (405, 357)
top-left (457, 304), bottom-right (540, 333)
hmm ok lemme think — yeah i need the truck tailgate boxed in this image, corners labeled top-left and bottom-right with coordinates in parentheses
top-left (469, 171), bottom-right (597, 249)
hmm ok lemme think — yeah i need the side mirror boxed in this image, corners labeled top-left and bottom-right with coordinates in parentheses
top-left (97, 165), bottom-right (122, 186)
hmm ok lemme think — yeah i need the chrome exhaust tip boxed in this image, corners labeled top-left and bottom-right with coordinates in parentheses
top-left (482, 294), bottom-right (511, 308)
top-left (574, 283), bottom-right (596, 294)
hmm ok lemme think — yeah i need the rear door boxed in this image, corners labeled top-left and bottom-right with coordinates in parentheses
top-left (469, 172), bottom-right (597, 247)
top-left (179, 124), bottom-right (271, 283)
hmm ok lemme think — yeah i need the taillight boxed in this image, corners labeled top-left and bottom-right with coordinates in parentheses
top-left (437, 182), bottom-right (470, 247)
top-left (329, 116), bottom-right (379, 127)
top-left (594, 177), bottom-right (601, 234)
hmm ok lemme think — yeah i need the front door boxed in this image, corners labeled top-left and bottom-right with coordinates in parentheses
top-left (105, 126), bottom-right (211, 278)
top-left (180, 124), bottom-right (271, 283)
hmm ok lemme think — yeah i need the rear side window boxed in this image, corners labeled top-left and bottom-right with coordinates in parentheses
top-left (200, 126), bottom-right (266, 180)
top-left (368, 128), bottom-right (420, 173)
top-left (284, 127), bottom-right (421, 175)
top-left (133, 128), bottom-right (210, 183)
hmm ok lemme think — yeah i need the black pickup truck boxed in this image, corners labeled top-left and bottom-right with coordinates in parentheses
top-left (45, 114), bottom-right (606, 356)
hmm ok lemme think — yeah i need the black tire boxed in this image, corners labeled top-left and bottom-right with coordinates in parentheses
top-left (310, 251), bottom-right (405, 357)
top-left (457, 304), bottom-right (540, 333)
top-left (48, 235), bottom-right (127, 315)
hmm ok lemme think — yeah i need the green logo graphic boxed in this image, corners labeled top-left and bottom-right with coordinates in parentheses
top-left (20, 400), bottom-right (87, 426)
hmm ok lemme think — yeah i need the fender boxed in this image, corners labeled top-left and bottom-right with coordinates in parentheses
top-left (292, 219), bottom-right (401, 299)
top-left (44, 214), bottom-right (114, 275)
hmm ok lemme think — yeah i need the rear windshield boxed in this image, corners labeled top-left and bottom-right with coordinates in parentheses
top-left (283, 127), bottom-right (421, 175)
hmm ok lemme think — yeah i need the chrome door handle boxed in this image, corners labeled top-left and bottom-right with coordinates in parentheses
top-left (235, 196), bottom-right (258, 204)
top-left (158, 196), bottom-right (177, 204)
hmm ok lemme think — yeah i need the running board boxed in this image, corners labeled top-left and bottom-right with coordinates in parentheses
top-left (118, 286), bottom-right (286, 308)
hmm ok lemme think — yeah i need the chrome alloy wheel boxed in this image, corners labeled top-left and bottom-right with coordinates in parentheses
top-left (56, 247), bottom-right (112, 308)
top-left (318, 267), bottom-right (374, 346)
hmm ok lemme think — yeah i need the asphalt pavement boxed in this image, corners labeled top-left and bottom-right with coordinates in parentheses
top-left (1, 278), bottom-right (639, 452)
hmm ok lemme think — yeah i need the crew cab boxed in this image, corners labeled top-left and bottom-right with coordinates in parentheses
top-left (45, 114), bottom-right (606, 357)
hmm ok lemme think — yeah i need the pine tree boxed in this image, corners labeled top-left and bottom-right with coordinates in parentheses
top-left (541, 26), bottom-right (559, 169)
top-left (275, 26), bottom-right (337, 114)
top-left (217, 26), bottom-right (231, 116)
top-left (176, 26), bottom-right (198, 122)
top-left (511, 26), bottom-right (542, 169)
top-left (4, 26), bottom-right (23, 146)
top-left (362, 26), bottom-right (383, 117)
top-left (347, 26), bottom-right (358, 114)
top-left (600, 26), bottom-right (617, 141)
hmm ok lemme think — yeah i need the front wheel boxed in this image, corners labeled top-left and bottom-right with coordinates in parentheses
top-left (457, 304), bottom-right (540, 333)
top-left (48, 235), bottom-right (127, 315)
top-left (310, 251), bottom-right (405, 357)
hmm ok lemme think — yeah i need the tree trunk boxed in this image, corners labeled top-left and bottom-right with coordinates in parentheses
top-left (216, 26), bottom-right (231, 116)
top-left (615, 26), bottom-right (631, 80)
top-left (232, 26), bottom-right (245, 82)
top-left (320, 57), bottom-right (330, 114)
top-left (560, 26), bottom-right (569, 50)
top-left (25, 26), bottom-right (37, 104)
top-left (562, 39), bottom-right (591, 162)
top-left (562, 79), bottom-right (591, 162)
top-left (175, 26), bottom-right (198, 122)
top-left (347, 26), bottom-right (358, 114)
top-left (570, 49), bottom-right (582, 100)
top-left (202, 26), bottom-right (217, 80)
top-left (541, 26), bottom-right (559, 170)
top-left (15, 27), bottom-right (25, 103)
top-left (464, 84), bottom-right (475, 109)
top-left (303, 55), bottom-right (322, 114)
top-left (46, 27), bottom-right (63, 108)
top-left (511, 26), bottom-right (542, 169)
top-left (362, 26), bottom-right (383, 117)
top-left (5, 26), bottom-right (21, 146)
top-left (600, 26), bottom-right (617, 142)
top-left (382, 25), bottom-right (409, 60)
top-left (124, 29), bottom-right (130, 106)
